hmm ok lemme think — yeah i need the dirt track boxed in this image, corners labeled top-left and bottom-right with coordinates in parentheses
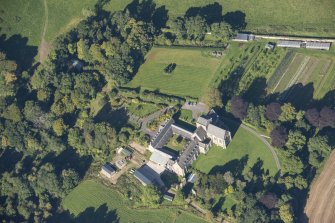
top-left (304, 150), bottom-right (335, 223)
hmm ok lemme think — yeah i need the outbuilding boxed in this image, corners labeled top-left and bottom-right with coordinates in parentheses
top-left (100, 163), bottom-right (116, 178)
top-left (306, 41), bottom-right (331, 50)
top-left (232, 33), bottom-right (255, 42)
top-left (277, 40), bottom-right (302, 48)
top-left (163, 193), bottom-right (175, 202)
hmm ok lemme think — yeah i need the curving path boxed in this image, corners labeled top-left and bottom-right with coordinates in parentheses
top-left (222, 117), bottom-right (282, 174)
top-left (38, 0), bottom-right (50, 62)
top-left (240, 123), bottom-right (282, 173)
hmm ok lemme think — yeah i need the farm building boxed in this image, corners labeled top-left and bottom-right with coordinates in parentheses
top-left (306, 41), bottom-right (331, 50)
top-left (163, 192), bottom-right (175, 202)
top-left (277, 40), bottom-right (302, 48)
top-left (120, 147), bottom-right (133, 156)
top-left (133, 164), bottom-right (165, 187)
top-left (265, 43), bottom-right (275, 50)
top-left (100, 163), bottom-right (116, 178)
top-left (232, 33), bottom-right (255, 42)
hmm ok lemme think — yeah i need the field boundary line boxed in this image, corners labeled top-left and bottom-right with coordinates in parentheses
top-left (280, 56), bottom-right (310, 100)
top-left (41, 0), bottom-right (48, 42)
top-left (315, 60), bottom-right (334, 97)
top-left (272, 53), bottom-right (297, 93)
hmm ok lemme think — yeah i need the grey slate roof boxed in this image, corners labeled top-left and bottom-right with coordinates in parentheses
top-left (194, 126), bottom-right (207, 141)
top-left (196, 116), bottom-right (211, 127)
top-left (234, 33), bottom-right (249, 41)
top-left (171, 123), bottom-right (193, 139)
top-left (207, 124), bottom-right (226, 139)
top-left (134, 165), bottom-right (164, 187)
top-left (233, 33), bottom-right (255, 41)
top-left (150, 119), bottom-right (174, 149)
top-left (177, 140), bottom-right (199, 169)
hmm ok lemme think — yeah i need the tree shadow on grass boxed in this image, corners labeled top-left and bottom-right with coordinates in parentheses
top-left (278, 82), bottom-right (315, 110)
top-left (211, 197), bottom-right (225, 216)
top-left (0, 34), bottom-right (38, 70)
top-left (315, 89), bottom-right (335, 109)
top-left (244, 159), bottom-right (268, 193)
top-left (185, 2), bottom-right (223, 24)
top-left (243, 77), bottom-right (267, 105)
top-left (52, 204), bottom-right (119, 223)
top-left (125, 0), bottom-right (169, 31)
top-left (223, 11), bottom-right (247, 31)
top-left (209, 155), bottom-right (249, 179)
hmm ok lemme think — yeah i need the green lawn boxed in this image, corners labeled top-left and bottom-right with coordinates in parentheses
top-left (127, 47), bottom-right (222, 98)
top-left (0, 0), bottom-right (97, 46)
top-left (193, 127), bottom-right (278, 176)
top-left (63, 180), bottom-right (209, 223)
top-left (179, 109), bottom-right (194, 123)
top-left (0, 0), bottom-right (44, 46)
top-left (104, 0), bottom-right (335, 37)
top-left (126, 102), bottom-right (159, 118)
top-left (164, 135), bottom-right (188, 153)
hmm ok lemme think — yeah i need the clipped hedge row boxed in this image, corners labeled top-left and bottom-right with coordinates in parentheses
top-left (118, 87), bottom-right (188, 105)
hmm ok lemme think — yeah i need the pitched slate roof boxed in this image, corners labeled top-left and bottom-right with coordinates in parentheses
top-left (134, 165), bottom-right (164, 187)
top-left (207, 124), bottom-right (226, 139)
top-left (171, 123), bottom-right (194, 139)
top-left (150, 119), bottom-right (174, 149)
top-left (234, 33), bottom-right (249, 41)
top-left (194, 126), bottom-right (207, 141)
top-left (177, 140), bottom-right (199, 169)
top-left (196, 116), bottom-right (211, 127)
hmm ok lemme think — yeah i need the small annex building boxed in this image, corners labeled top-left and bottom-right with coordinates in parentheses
top-left (232, 33), bottom-right (255, 42)
top-left (100, 163), bottom-right (116, 178)
top-left (163, 192), bottom-right (175, 202)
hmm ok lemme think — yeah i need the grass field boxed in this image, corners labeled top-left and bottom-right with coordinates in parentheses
top-left (0, 0), bottom-right (96, 46)
top-left (127, 47), bottom-right (223, 98)
top-left (179, 109), bottom-right (194, 123)
top-left (2, 0), bottom-right (334, 50)
top-left (104, 0), bottom-right (335, 37)
top-left (193, 127), bottom-right (278, 176)
top-left (268, 51), bottom-right (335, 100)
top-left (63, 180), bottom-right (209, 223)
